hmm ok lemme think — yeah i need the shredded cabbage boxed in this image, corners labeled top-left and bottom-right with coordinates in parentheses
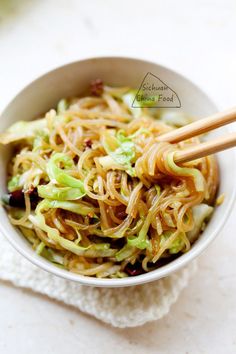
top-left (115, 244), bottom-right (136, 261)
top-left (36, 199), bottom-right (96, 217)
top-left (160, 111), bottom-right (191, 127)
top-left (41, 247), bottom-right (65, 267)
top-left (187, 204), bottom-right (213, 242)
top-left (38, 184), bottom-right (85, 201)
top-left (116, 128), bottom-right (150, 143)
top-left (127, 217), bottom-right (150, 250)
top-left (29, 200), bottom-right (115, 257)
top-left (47, 153), bottom-right (85, 192)
top-left (122, 90), bottom-right (142, 118)
top-left (167, 151), bottom-right (205, 192)
top-left (8, 167), bottom-right (43, 192)
top-left (33, 131), bottom-right (49, 151)
top-left (35, 241), bottom-right (46, 255)
top-left (160, 231), bottom-right (185, 254)
top-left (57, 99), bottom-right (68, 114)
top-left (110, 142), bottom-right (135, 175)
top-left (99, 129), bottom-right (136, 176)
top-left (0, 119), bottom-right (47, 144)
top-left (8, 175), bottom-right (21, 192)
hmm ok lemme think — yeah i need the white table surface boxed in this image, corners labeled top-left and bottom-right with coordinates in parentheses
top-left (0, 1), bottom-right (236, 353)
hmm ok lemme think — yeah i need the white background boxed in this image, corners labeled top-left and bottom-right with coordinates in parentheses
top-left (0, 0), bottom-right (236, 353)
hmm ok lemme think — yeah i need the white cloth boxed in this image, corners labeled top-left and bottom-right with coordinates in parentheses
top-left (0, 235), bottom-right (197, 327)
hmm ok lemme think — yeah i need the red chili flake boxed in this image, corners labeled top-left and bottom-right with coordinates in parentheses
top-left (28, 189), bottom-right (40, 209)
top-left (90, 79), bottom-right (104, 96)
top-left (125, 262), bottom-right (144, 276)
top-left (3, 188), bottom-right (39, 209)
top-left (8, 190), bottom-right (25, 208)
top-left (116, 210), bottom-right (127, 219)
top-left (84, 139), bottom-right (92, 149)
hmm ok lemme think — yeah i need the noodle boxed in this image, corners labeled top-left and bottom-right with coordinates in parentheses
top-left (0, 82), bottom-right (219, 278)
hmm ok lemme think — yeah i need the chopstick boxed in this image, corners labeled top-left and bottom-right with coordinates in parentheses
top-left (174, 132), bottom-right (236, 163)
top-left (155, 107), bottom-right (236, 163)
top-left (158, 107), bottom-right (236, 143)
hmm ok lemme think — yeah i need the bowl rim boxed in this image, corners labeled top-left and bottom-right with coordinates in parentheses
top-left (1, 56), bottom-right (235, 287)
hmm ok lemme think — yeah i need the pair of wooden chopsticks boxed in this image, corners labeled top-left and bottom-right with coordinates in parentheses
top-left (157, 107), bottom-right (236, 163)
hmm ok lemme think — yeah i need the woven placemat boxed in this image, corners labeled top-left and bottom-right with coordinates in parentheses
top-left (0, 235), bottom-right (197, 327)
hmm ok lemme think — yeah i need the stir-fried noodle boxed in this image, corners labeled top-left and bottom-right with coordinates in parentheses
top-left (0, 81), bottom-right (218, 278)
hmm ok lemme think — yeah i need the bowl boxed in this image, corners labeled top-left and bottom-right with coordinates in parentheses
top-left (0, 57), bottom-right (235, 287)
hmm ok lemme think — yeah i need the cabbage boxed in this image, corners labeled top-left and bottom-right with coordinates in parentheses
top-left (115, 244), bottom-right (136, 261)
top-left (111, 141), bottom-right (135, 165)
top-left (33, 131), bottom-right (49, 151)
top-left (57, 99), bottom-right (68, 114)
top-left (122, 91), bottom-right (142, 118)
top-left (127, 191), bottom-right (162, 249)
top-left (155, 184), bottom-right (161, 196)
top-left (160, 111), bottom-right (191, 127)
top-left (187, 204), bottom-right (213, 242)
top-left (82, 243), bottom-right (117, 258)
top-left (110, 271), bottom-right (128, 278)
top-left (98, 155), bottom-right (126, 171)
top-left (123, 89), bottom-right (160, 114)
top-left (99, 146), bottom-right (136, 176)
top-left (127, 218), bottom-right (150, 250)
top-left (45, 110), bottom-right (70, 126)
top-left (116, 128), bottom-right (150, 143)
top-left (19, 226), bottom-right (37, 244)
top-left (167, 151), bottom-right (205, 192)
top-left (29, 211), bottom-right (89, 255)
top-left (29, 200), bottom-right (115, 257)
top-left (8, 175), bottom-right (21, 192)
top-left (22, 168), bottom-right (43, 185)
top-left (8, 167), bottom-right (43, 192)
top-left (41, 247), bottom-right (65, 266)
top-left (169, 237), bottom-right (185, 254)
top-left (109, 141), bottom-right (135, 176)
top-left (36, 199), bottom-right (96, 217)
top-left (98, 129), bottom-right (136, 176)
top-left (47, 153), bottom-right (85, 192)
top-left (38, 184), bottom-right (85, 201)
top-left (35, 241), bottom-right (46, 255)
top-left (0, 119), bottom-right (47, 144)
top-left (160, 231), bottom-right (185, 254)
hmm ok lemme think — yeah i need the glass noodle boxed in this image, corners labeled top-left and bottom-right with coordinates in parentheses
top-left (0, 81), bottom-right (219, 278)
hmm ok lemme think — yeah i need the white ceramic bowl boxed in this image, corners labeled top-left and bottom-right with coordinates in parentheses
top-left (0, 57), bottom-right (235, 287)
